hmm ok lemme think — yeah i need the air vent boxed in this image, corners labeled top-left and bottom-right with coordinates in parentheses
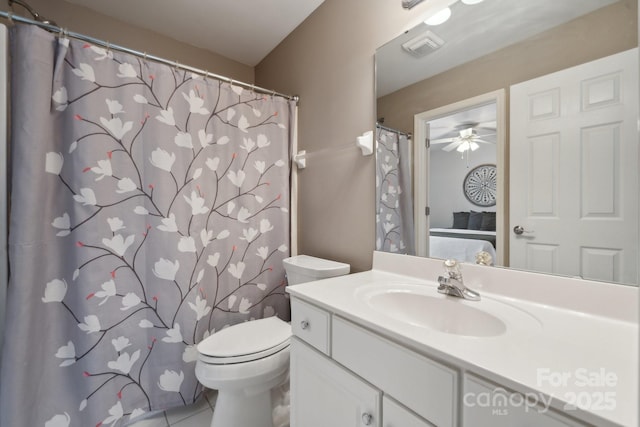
top-left (401, 31), bottom-right (445, 57)
top-left (402, 0), bottom-right (426, 9)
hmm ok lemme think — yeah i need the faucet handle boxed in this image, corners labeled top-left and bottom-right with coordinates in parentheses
top-left (443, 259), bottom-right (462, 279)
top-left (443, 259), bottom-right (458, 268)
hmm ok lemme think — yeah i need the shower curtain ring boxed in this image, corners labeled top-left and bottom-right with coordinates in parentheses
top-left (204, 70), bottom-right (209, 81)
top-left (106, 41), bottom-right (111, 52)
top-left (143, 52), bottom-right (147, 62)
top-left (6, 12), bottom-right (13, 24)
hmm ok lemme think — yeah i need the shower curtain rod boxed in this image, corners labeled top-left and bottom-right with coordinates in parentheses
top-left (376, 122), bottom-right (412, 138)
top-left (0, 10), bottom-right (299, 102)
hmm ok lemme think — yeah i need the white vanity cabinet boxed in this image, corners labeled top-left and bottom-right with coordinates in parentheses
top-left (290, 297), bottom-right (595, 427)
top-left (287, 252), bottom-right (637, 427)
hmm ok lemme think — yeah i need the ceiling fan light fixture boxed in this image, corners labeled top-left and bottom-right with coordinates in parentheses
top-left (455, 141), bottom-right (480, 153)
top-left (461, 0), bottom-right (485, 4)
top-left (425, 7), bottom-right (451, 26)
top-left (456, 141), bottom-right (470, 153)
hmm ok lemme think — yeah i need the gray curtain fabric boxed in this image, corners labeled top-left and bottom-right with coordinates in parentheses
top-left (375, 126), bottom-right (415, 255)
top-left (0, 25), bottom-right (293, 427)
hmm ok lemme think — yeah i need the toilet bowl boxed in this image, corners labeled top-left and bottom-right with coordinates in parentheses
top-left (195, 255), bottom-right (350, 427)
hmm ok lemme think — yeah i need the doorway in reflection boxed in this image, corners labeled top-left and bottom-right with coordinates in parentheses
top-left (427, 102), bottom-right (498, 265)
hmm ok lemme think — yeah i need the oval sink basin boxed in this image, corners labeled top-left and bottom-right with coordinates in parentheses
top-left (357, 283), bottom-right (540, 337)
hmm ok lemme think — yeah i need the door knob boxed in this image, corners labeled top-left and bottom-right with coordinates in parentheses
top-left (513, 225), bottom-right (532, 235)
top-left (361, 412), bottom-right (373, 425)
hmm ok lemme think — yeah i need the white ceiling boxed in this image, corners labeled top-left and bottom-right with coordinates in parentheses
top-left (64, 0), bottom-right (325, 66)
top-left (376, 0), bottom-right (619, 96)
top-left (429, 102), bottom-right (496, 141)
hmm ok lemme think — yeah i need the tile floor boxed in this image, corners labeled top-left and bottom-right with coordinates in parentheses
top-left (129, 391), bottom-right (217, 427)
top-left (128, 383), bottom-right (290, 427)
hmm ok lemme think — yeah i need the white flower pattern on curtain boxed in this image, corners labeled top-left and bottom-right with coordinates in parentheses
top-left (0, 25), bottom-right (293, 427)
top-left (375, 126), bottom-right (415, 255)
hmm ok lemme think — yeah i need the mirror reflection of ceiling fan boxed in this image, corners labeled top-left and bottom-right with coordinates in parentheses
top-left (431, 121), bottom-right (496, 152)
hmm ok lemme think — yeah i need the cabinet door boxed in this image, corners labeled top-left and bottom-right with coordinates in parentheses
top-left (383, 396), bottom-right (435, 427)
top-left (290, 337), bottom-right (381, 427)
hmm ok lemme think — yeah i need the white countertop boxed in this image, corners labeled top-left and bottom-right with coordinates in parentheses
top-left (287, 252), bottom-right (639, 427)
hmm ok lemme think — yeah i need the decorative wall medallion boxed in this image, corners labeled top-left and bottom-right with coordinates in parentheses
top-left (463, 164), bottom-right (497, 207)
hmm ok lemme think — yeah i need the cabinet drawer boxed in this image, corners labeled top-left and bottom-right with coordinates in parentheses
top-left (332, 317), bottom-right (457, 427)
top-left (384, 396), bottom-right (435, 427)
top-left (291, 298), bottom-right (331, 355)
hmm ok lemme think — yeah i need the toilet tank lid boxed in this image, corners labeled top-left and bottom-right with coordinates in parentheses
top-left (283, 255), bottom-right (350, 278)
top-left (197, 317), bottom-right (291, 358)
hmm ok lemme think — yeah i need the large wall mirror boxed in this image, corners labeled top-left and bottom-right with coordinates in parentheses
top-left (375, 0), bottom-right (639, 286)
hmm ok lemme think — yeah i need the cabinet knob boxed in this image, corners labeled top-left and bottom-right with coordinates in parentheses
top-left (300, 320), bottom-right (309, 330)
top-left (361, 412), bottom-right (373, 425)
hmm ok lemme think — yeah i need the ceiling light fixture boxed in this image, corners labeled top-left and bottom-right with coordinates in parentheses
top-left (425, 7), bottom-right (452, 26)
top-left (461, 0), bottom-right (485, 4)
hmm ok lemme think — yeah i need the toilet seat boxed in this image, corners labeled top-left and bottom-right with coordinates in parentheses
top-left (197, 317), bottom-right (292, 365)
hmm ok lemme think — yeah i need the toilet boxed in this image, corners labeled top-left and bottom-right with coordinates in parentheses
top-left (195, 255), bottom-right (350, 427)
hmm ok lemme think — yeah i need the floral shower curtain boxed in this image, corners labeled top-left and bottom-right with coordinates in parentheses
top-left (0, 25), bottom-right (294, 427)
top-left (375, 126), bottom-right (414, 255)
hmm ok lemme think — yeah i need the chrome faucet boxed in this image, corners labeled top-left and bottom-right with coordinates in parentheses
top-left (437, 259), bottom-right (480, 301)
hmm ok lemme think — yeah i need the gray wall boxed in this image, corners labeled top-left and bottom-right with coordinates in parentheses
top-left (430, 146), bottom-right (497, 229)
top-left (256, 0), bottom-right (443, 271)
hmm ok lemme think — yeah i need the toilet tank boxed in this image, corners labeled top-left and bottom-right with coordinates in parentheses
top-left (283, 255), bottom-right (350, 285)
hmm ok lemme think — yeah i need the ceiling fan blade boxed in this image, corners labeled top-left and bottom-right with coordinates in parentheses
top-left (431, 137), bottom-right (457, 144)
top-left (476, 132), bottom-right (496, 138)
top-left (430, 129), bottom-right (461, 139)
top-left (476, 120), bottom-right (497, 130)
top-left (442, 141), bottom-right (461, 152)
top-left (474, 138), bottom-right (494, 144)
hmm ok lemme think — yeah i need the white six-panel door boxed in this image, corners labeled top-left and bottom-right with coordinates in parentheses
top-left (510, 48), bottom-right (638, 284)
